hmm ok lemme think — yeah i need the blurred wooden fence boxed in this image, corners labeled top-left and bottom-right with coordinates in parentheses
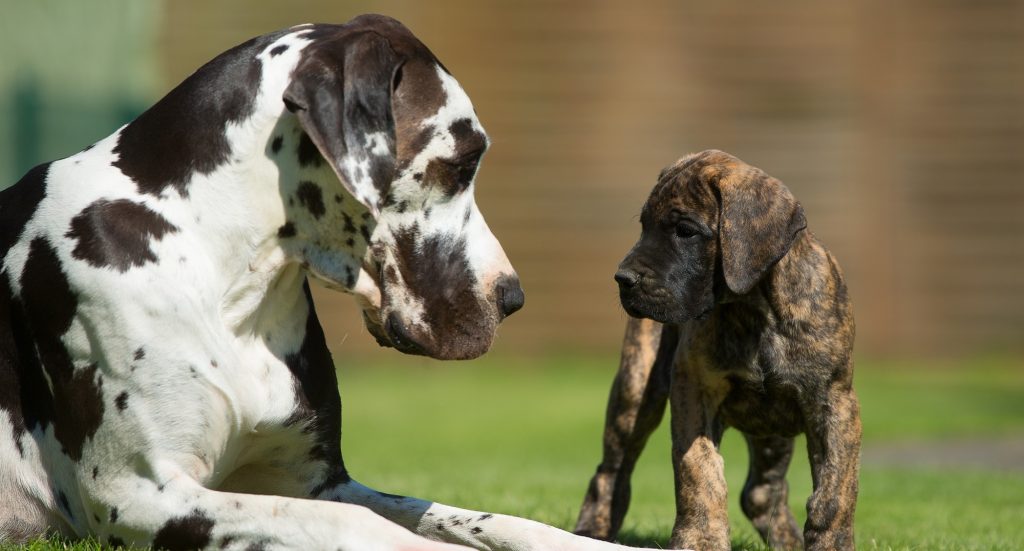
top-left (5, 1), bottom-right (1022, 360)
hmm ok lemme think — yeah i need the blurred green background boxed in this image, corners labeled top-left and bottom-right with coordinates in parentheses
top-left (1, 1), bottom-right (1022, 549)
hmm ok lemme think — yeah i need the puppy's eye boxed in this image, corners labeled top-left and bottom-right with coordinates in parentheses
top-left (675, 224), bottom-right (700, 239)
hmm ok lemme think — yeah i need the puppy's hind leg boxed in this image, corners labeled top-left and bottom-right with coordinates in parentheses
top-left (741, 434), bottom-right (803, 550)
top-left (575, 318), bottom-right (675, 541)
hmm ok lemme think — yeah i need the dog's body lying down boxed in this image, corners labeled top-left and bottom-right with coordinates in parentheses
top-left (575, 150), bottom-right (860, 551)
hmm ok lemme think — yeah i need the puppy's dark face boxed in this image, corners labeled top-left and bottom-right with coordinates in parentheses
top-left (616, 155), bottom-right (721, 323)
top-left (617, 150), bottom-right (807, 324)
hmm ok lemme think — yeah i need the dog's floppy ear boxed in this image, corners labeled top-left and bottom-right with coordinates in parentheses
top-left (716, 163), bottom-right (807, 294)
top-left (284, 31), bottom-right (401, 216)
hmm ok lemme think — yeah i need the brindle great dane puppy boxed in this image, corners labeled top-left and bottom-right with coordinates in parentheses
top-left (575, 150), bottom-right (860, 551)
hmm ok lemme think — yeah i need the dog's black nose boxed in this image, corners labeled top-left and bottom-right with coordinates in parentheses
top-left (495, 276), bottom-right (525, 319)
top-left (614, 269), bottom-right (640, 289)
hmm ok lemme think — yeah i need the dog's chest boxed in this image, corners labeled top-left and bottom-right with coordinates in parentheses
top-left (682, 307), bottom-right (807, 437)
top-left (717, 377), bottom-right (804, 437)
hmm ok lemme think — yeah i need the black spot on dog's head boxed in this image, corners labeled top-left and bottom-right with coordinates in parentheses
top-left (269, 44), bottom-right (289, 57)
top-left (66, 199), bottom-right (179, 272)
top-left (384, 228), bottom-right (494, 359)
top-left (152, 508), bottom-right (215, 551)
top-left (133, 347), bottom-right (145, 361)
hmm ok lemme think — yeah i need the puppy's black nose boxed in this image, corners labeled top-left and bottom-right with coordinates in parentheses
top-left (614, 269), bottom-right (640, 289)
top-left (495, 276), bottom-right (525, 319)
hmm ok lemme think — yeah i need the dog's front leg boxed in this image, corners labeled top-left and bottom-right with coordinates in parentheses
top-left (667, 365), bottom-right (729, 551)
top-left (95, 478), bottom-right (469, 551)
top-left (575, 318), bottom-right (673, 540)
top-left (803, 385), bottom-right (861, 551)
top-left (321, 480), bottom-right (672, 551)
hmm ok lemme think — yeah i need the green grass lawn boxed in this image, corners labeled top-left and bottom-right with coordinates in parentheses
top-left (5, 355), bottom-right (1023, 550)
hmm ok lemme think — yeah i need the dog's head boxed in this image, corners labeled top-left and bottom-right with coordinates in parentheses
top-left (616, 150), bottom-right (806, 323)
top-left (276, 15), bottom-right (522, 359)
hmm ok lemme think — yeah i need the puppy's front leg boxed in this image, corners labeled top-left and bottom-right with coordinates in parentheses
top-left (667, 365), bottom-right (729, 551)
top-left (321, 479), bottom-right (671, 551)
top-left (803, 385), bottom-right (861, 551)
top-left (576, 318), bottom-right (674, 540)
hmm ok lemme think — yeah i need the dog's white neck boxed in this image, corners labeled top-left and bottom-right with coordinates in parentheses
top-left (157, 32), bottom-right (371, 336)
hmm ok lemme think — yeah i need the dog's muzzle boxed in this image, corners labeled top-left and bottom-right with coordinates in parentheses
top-left (369, 275), bottom-right (524, 359)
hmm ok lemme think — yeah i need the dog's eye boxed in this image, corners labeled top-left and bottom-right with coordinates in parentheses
top-left (675, 224), bottom-right (700, 239)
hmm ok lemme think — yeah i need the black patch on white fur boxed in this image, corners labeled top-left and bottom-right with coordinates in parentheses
top-left (278, 222), bottom-right (297, 238)
top-left (0, 163), bottom-right (50, 449)
top-left (297, 132), bottom-right (323, 168)
top-left (115, 392), bottom-right (128, 412)
top-left (390, 227), bottom-right (492, 359)
top-left (112, 32), bottom-right (283, 197)
top-left (152, 508), bottom-right (216, 551)
top-left (66, 199), bottom-right (179, 272)
top-left (282, 282), bottom-right (348, 474)
top-left (16, 238), bottom-right (105, 461)
top-left (295, 181), bottom-right (326, 219)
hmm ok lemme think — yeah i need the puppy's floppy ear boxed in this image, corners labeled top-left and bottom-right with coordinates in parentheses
top-left (716, 163), bottom-right (807, 294)
top-left (284, 31), bottom-right (401, 216)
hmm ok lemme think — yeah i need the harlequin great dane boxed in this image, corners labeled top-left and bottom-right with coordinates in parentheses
top-left (0, 14), bottom-right (661, 551)
top-left (574, 151), bottom-right (860, 551)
